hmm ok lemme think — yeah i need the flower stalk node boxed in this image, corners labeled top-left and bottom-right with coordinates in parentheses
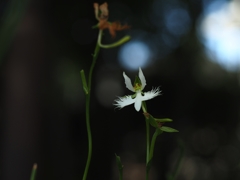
top-left (143, 112), bottom-right (150, 118)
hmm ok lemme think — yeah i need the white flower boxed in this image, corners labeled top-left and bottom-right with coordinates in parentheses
top-left (114, 68), bottom-right (161, 111)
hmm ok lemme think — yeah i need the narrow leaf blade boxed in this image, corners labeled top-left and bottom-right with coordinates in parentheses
top-left (160, 126), bottom-right (179, 133)
top-left (30, 163), bottom-right (37, 180)
top-left (155, 118), bottom-right (173, 123)
top-left (80, 70), bottom-right (88, 94)
top-left (115, 154), bottom-right (123, 180)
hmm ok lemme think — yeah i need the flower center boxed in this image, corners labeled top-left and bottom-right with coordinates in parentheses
top-left (134, 83), bottom-right (142, 91)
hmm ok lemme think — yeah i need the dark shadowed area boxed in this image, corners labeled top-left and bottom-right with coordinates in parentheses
top-left (0, 0), bottom-right (240, 180)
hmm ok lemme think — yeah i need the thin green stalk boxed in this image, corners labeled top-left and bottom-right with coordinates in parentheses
top-left (145, 119), bottom-right (150, 162)
top-left (98, 35), bottom-right (131, 48)
top-left (141, 102), bottom-right (149, 162)
top-left (145, 119), bottom-right (150, 180)
top-left (30, 163), bottom-right (37, 180)
top-left (149, 129), bottom-right (161, 161)
top-left (82, 30), bottom-right (101, 180)
top-left (142, 102), bottom-right (150, 180)
top-left (115, 154), bottom-right (123, 180)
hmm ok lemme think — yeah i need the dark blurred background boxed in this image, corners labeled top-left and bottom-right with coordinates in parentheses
top-left (0, 0), bottom-right (240, 179)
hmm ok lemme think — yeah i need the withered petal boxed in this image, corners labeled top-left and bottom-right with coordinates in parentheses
top-left (99, 2), bottom-right (109, 20)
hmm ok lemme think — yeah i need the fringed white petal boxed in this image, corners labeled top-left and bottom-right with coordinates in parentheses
top-left (141, 87), bottom-right (161, 101)
top-left (138, 68), bottom-right (146, 90)
top-left (115, 69), bottom-right (160, 112)
top-left (114, 95), bottom-right (135, 109)
top-left (134, 92), bottom-right (143, 111)
top-left (123, 72), bottom-right (135, 92)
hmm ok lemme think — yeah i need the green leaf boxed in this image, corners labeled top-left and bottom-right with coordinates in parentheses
top-left (115, 154), bottom-right (123, 180)
top-left (80, 70), bottom-right (88, 94)
top-left (30, 163), bottom-right (37, 180)
top-left (115, 154), bottom-right (123, 170)
top-left (160, 126), bottom-right (179, 133)
top-left (155, 118), bottom-right (173, 123)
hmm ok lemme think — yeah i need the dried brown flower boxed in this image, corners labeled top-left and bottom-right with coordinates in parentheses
top-left (93, 2), bottom-right (130, 38)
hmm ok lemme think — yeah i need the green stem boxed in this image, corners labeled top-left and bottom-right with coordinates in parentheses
top-left (149, 129), bottom-right (161, 161)
top-left (145, 119), bottom-right (150, 180)
top-left (142, 102), bottom-right (150, 180)
top-left (98, 35), bottom-right (131, 48)
top-left (82, 30), bottom-right (101, 180)
top-left (30, 163), bottom-right (37, 180)
top-left (145, 119), bottom-right (150, 163)
top-left (141, 102), bottom-right (149, 162)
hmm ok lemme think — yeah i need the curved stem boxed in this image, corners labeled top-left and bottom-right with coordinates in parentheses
top-left (97, 28), bottom-right (130, 49)
top-left (82, 30), bottom-right (101, 180)
top-left (98, 35), bottom-right (131, 48)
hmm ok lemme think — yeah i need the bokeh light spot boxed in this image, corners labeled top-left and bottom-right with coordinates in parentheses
top-left (164, 7), bottom-right (191, 36)
top-left (198, 0), bottom-right (240, 72)
top-left (118, 41), bottom-right (151, 70)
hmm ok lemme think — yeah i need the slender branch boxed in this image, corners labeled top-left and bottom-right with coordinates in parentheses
top-left (149, 129), bottom-right (161, 161)
top-left (142, 102), bottom-right (150, 180)
top-left (145, 119), bottom-right (150, 180)
top-left (98, 35), bottom-right (130, 48)
top-left (82, 30), bottom-right (101, 180)
top-left (142, 102), bottom-right (149, 162)
top-left (145, 119), bottom-right (150, 162)
top-left (30, 163), bottom-right (37, 180)
top-left (82, 28), bottom-right (129, 180)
